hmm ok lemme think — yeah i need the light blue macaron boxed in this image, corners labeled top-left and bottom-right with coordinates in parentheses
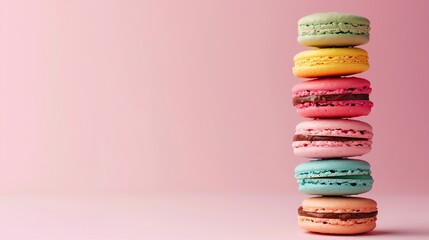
top-left (295, 159), bottom-right (373, 196)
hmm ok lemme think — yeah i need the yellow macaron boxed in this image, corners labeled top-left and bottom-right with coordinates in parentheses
top-left (293, 48), bottom-right (369, 78)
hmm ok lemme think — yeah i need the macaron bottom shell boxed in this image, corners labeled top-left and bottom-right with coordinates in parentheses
top-left (298, 175), bottom-right (373, 196)
top-left (298, 216), bottom-right (376, 235)
top-left (298, 34), bottom-right (369, 48)
top-left (293, 63), bottom-right (369, 78)
top-left (293, 144), bottom-right (371, 158)
top-left (296, 104), bottom-right (372, 118)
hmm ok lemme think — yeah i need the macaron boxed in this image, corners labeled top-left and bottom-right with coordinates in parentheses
top-left (298, 196), bottom-right (377, 234)
top-left (298, 12), bottom-right (370, 47)
top-left (293, 48), bottom-right (369, 78)
top-left (293, 119), bottom-right (373, 158)
top-left (292, 77), bottom-right (373, 118)
top-left (295, 159), bottom-right (373, 195)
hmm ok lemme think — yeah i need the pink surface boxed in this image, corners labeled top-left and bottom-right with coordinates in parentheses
top-left (0, 194), bottom-right (426, 240)
top-left (1, 0), bottom-right (429, 196)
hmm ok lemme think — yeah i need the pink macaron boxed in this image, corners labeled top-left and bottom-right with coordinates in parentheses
top-left (298, 197), bottom-right (378, 235)
top-left (293, 119), bottom-right (373, 158)
top-left (292, 77), bottom-right (373, 118)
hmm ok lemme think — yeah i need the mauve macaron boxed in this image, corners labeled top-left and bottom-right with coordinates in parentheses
top-left (292, 77), bottom-right (373, 119)
top-left (293, 119), bottom-right (373, 159)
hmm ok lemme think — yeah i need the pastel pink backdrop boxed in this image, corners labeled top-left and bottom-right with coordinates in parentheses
top-left (1, 0), bottom-right (429, 195)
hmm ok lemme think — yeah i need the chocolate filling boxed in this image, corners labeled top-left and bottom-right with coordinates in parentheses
top-left (293, 134), bottom-right (368, 142)
top-left (298, 207), bottom-right (377, 221)
top-left (292, 94), bottom-right (369, 106)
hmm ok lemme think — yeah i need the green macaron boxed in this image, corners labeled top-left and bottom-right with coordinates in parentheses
top-left (298, 12), bottom-right (370, 47)
top-left (295, 159), bottom-right (374, 196)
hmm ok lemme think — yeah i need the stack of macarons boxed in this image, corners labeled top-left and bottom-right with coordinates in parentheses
top-left (292, 12), bottom-right (378, 235)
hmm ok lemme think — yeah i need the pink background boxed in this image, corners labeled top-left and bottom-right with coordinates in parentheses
top-left (2, 1), bottom-right (429, 239)
top-left (1, 0), bottom-right (429, 196)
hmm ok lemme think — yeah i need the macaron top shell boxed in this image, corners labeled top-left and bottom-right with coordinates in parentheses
top-left (301, 196), bottom-right (377, 213)
top-left (298, 12), bottom-right (370, 26)
top-left (292, 77), bottom-right (371, 93)
top-left (295, 159), bottom-right (371, 179)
